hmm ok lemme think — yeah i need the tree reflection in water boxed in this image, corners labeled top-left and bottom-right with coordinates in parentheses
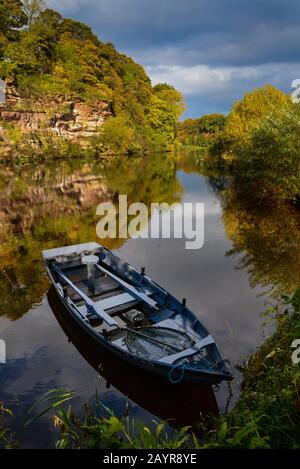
top-left (202, 160), bottom-right (300, 297)
top-left (0, 154), bottom-right (183, 320)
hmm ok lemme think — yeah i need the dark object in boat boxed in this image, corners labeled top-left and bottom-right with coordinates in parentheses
top-left (43, 242), bottom-right (233, 384)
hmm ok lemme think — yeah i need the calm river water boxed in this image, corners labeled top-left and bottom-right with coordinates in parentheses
top-left (0, 151), bottom-right (299, 447)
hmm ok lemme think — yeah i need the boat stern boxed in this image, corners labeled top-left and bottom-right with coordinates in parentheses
top-left (42, 242), bottom-right (102, 263)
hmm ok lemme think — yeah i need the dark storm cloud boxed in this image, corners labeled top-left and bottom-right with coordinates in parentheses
top-left (48, 0), bottom-right (300, 65)
top-left (47, 0), bottom-right (300, 116)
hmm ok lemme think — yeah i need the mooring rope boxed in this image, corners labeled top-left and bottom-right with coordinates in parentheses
top-left (168, 358), bottom-right (217, 384)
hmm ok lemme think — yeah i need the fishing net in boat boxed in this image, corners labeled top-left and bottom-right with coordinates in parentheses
top-left (125, 326), bottom-right (193, 360)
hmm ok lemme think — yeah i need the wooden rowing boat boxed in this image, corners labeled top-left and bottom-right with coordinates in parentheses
top-left (43, 242), bottom-right (233, 384)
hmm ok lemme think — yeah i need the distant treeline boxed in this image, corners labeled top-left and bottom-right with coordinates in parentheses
top-left (177, 113), bottom-right (225, 148)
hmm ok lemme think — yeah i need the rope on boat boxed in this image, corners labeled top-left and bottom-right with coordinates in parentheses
top-left (168, 363), bottom-right (186, 384)
top-left (168, 358), bottom-right (216, 384)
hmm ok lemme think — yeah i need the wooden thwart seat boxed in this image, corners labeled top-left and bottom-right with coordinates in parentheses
top-left (78, 292), bottom-right (136, 316)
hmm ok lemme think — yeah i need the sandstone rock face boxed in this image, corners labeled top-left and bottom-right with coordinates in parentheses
top-left (0, 110), bottom-right (49, 130)
top-left (3, 81), bottom-right (21, 106)
top-left (52, 101), bottom-right (112, 139)
top-left (0, 80), bottom-right (113, 145)
top-left (0, 165), bottom-right (113, 231)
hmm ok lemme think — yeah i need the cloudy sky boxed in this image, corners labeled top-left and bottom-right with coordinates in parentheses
top-left (47, 0), bottom-right (300, 118)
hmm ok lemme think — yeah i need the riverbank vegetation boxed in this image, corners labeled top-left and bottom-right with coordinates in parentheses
top-left (178, 84), bottom-right (300, 207)
top-left (206, 85), bottom-right (300, 204)
top-left (0, 1), bottom-right (184, 157)
top-left (1, 289), bottom-right (299, 449)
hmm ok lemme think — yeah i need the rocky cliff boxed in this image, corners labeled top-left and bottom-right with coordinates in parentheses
top-left (0, 81), bottom-right (113, 153)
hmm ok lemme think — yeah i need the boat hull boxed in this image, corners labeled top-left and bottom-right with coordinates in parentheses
top-left (48, 267), bottom-right (230, 385)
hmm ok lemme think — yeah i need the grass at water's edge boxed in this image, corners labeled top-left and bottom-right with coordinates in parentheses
top-left (207, 288), bottom-right (300, 449)
top-left (1, 289), bottom-right (300, 449)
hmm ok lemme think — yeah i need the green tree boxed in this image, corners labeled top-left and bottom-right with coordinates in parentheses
top-left (217, 85), bottom-right (290, 158)
top-left (146, 83), bottom-right (185, 143)
top-left (0, 0), bottom-right (27, 57)
top-left (234, 103), bottom-right (300, 201)
top-left (207, 85), bottom-right (300, 203)
top-left (102, 114), bottom-right (135, 154)
top-left (153, 83), bottom-right (185, 119)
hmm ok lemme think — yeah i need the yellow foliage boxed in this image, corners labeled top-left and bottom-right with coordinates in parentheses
top-left (224, 84), bottom-right (290, 146)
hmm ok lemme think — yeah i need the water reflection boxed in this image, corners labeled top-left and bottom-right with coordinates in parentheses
top-left (0, 155), bottom-right (182, 320)
top-left (202, 174), bottom-right (300, 297)
top-left (187, 157), bottom-right (300, 296)
top-left (0, 151), bottom-right (299, 447)
top-left (47, 285), bottom-right (218, 430)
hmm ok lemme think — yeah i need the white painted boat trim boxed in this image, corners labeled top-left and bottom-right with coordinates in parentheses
top-left (42, 242), bottom-right (101, 260)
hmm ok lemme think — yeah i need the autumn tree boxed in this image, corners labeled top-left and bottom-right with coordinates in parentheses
top-left (146, 83), bottom-right (185, 143)
top-left (208, 84), bottom-right (300, 203)
top-left (0, 0), bottom-right (27, 57)
top-left (233, 103), bottom-right (300, 201)
top-left (220, 84), bottom-right (290, 154)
